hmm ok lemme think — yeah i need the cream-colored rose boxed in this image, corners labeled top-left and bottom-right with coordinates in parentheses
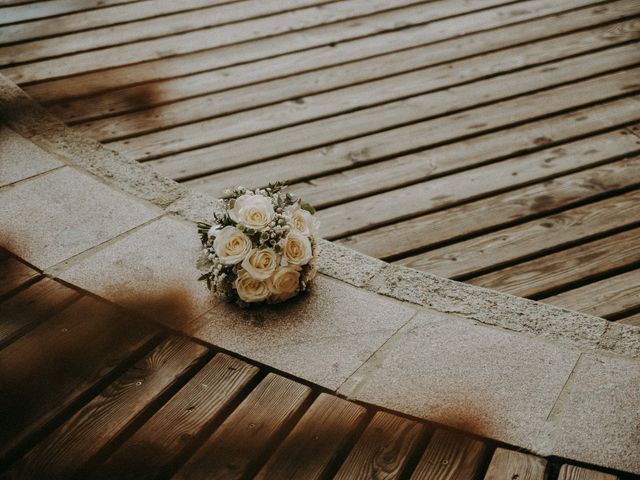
top-left (234, 269), bottom-right (270, 303)
top-left (267, 266), bottom-right (301, 302)
top-left (213, 226), bottom-right (251, 265)
top-left (229, 194), bottom-right (275, 231)
top-left (241, 248), bottom-right (278, 280)
top-left (282, 231), bottom-right (313, 266)
top-left (288, 206), bottom-right (318, 237)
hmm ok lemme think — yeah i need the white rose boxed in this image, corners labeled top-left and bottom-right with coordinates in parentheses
top-left (213, 226), bottom-right (251, 265)
top-left (229, 194), bottom-right (275, 231)
top-left (234, 269), bottom-right (270, 303)
top-left (241, 248), bottom-right (278, 280)
top-left (283, 231), bottom-right (313, 266)
top-left (288, 206), bottom-right (318, 237)
top-left (267, 266), bottom-right (301, 302)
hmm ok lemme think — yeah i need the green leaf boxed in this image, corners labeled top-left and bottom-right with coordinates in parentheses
top-left (300, 201), bottom-right (316, 214)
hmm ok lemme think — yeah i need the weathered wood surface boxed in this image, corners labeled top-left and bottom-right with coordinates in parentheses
top-left (0, 254), bottom-right (38, 298)
top-left (334, 411), bottom-right (423, 480)
top-left (411, 429), bottom-right (488, 480)
top-left (2, 0), bottom-right (638, 321)
top-left (484, 448), bottom-right (548, 480)
top-left (0, 267), bottom-right (630, 479)
top-left (558, 464), bottom-right (619, 480)
top-left (173, 373), bottom-right (312, 480)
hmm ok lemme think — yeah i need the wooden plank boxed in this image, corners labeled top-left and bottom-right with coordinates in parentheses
top-left (0, 296), bottom-right (156, 461)
top-left (0, 0), bottom-right (332, 65)
top-left (483, 448), bottom-right (547, 480)
top-left (338, 157), bottom-right (640, 259)
top-left (542, 268), bottom-right (640, 318)
top-left (91, 353), bottom-right (259, 480)
top-left (316, 129), bottom-right (640, 239)
top-left (4, 336), bottom-right (207, 480)
top-left (53, 1), bottom-right (632, 125)
top-left (289, 105), bottom-right (640, 210)
top-left (333, 411), bottom-right (423, 480)
top-left (72, 15), bottom-right (640, 140)
top-left (618, 312), bottom-right (640, 327)
top-left (175, 67), bottom-right (640, 188)
top-left (0, 277), bottom-right (81, 347)
top-left (0, 0), bottom-right (138, 25)
top-left (254, 393), bottom-right (367, 479)
top-left (174, 373), bottom-right (312, 480)
top-left (396, 189), bottom-right (640, 279)
top-left (3, 0), bottom-right (453, 83)
top-left (558, 464), bottom-right (618, 480)
top-left (410, 429), bottom-right (488, 480)
top-left (54, 3), bottom-right (639, 125)
top-left (0, 254), bottom-right (38, 297)
top-left (469, 227), bottom-right (640, 298)
top-left (108, 42), bottom-right (640, 161)
top-left (0, 0), bottom-right (243, 45)
top-left (21, 0), bottom-right (571, 99)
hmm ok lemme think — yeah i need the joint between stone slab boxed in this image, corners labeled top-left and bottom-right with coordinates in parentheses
top-left (44, 214), bottom-right (167, 278)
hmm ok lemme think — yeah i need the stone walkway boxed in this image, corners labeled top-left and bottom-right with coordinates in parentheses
top-left (1, 74), bottom-right (639, 475)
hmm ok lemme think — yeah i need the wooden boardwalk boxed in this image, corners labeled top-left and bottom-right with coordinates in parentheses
top-left (1, 0), bottom-right (639, 323)
top-left (0, 250), bottom-right (628, 480)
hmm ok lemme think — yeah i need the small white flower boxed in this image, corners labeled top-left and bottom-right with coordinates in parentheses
top-left (241, 248), bottom-right (279, 280)
top-left (213, 226), bottom-right (251, 265)
top-left (208, 225), bottom-right (222, 239)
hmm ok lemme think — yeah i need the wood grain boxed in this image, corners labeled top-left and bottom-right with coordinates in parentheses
top-left (0, 296), bottom-right (156, 461)
top-left (334, 411), bottom-right (423, 480)
top-left (0, 0), bottom-right (332, 65)
top-left (558, 464), bottom-right (618, 480)
top-left (542, 268), bottom-right (640, 318)
top-left (180, 69), bottom-right (640, 191)
top-left (0, 277), bottom-right (81, 347)
top-left (411, 429), bottom-right (488, 480)
top-left (110, 44), bottom-right (639, 162)
top-left (4, 336), bottom-right (207, 480)
top-left (617, 312), bottom-right (640, 327)
top-left (338, 156), bottom-right (640, 259)
top-left (74, 17), bottom-right (639, 142)
top-left (91, 353), bottom-right (259, 480)
top-left (174, 373), bottom-right (312, 480)
top-left (317, 128), bottom-right (640, 238)
top-left (0, 0), bottom-right (139, 25)
top-left (0, 255), bottom-right (38, 298)
top-left (396, 189), bottom-right (640, 279)
top-left (470, 227), bottom-right (640, 298)
top-left (483, 448), bottom-right (547, 480)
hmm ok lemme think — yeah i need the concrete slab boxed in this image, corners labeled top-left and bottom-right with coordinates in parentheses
top-left (543, 353), bottom-right (640, 474)
top-left (0, 125), bottom-right (62, 187)
top-left (57, 216), bottom-right (218, 332)
top-left (339, 310), bottom-right (581, 450)
top-left (0, 167), bottom-right (160, 269)
top-left (193, 275), bottom-right (417, 390)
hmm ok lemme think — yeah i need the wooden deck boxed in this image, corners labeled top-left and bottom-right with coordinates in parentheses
top-left (1, 0), bottom-right (639, 323)
top-left (0, 251), bottom-right (628, 480)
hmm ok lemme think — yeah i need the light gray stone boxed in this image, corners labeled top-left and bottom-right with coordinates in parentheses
top-left (0, 125), bottom-right (63, 187)
top-left (541, 353), bottom-right (640, 474)
top-left (192, 275), bottom-right (417, 390)
top-left (0, 167), bottom-right (160, 269)
top-left (369, 265), bottom-right (611, 352)
top-left (598, 322), bottom-right (640, 358)
top-left (339, 310), bottom-right (581, 449)
top-left (0, 76), bottom-right (184, 208)
top-left (166, 191), bottom-right (225, 223)
top-left (57, 216), bottom-right (217, 333)
top-left (317, 239), bottom-right (386, 287)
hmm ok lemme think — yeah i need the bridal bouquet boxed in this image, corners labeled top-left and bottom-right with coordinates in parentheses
top-left (197, 183), bottom-right (319, 305)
